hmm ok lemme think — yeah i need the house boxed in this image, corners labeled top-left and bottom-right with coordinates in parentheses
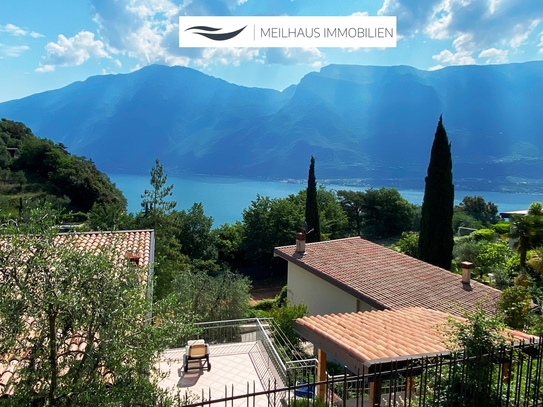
top-left (500, 209), bottom-right (529, 219)
top-left (0, 229), bottom-right (155, 397)
top-left (274, 236), bottom-right (501, 318)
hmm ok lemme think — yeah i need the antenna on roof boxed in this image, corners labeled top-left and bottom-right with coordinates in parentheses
top-left (302, 221), bottom-right (314, 235)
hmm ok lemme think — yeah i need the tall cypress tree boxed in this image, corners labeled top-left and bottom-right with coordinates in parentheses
top-left (418, 115), bottom-right (454, 269)
top-left (305, 155), bottom-right (321, 243)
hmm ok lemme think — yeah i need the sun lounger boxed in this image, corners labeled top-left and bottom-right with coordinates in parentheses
top-left (183, 340), bottom-right (211, 372)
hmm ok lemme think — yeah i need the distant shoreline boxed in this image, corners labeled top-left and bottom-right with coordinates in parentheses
top-left (107, 169), bottom-right (543, 196)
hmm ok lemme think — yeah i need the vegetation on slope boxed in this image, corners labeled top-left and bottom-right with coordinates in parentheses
top-left (0, 118), bottom-right (126, 216)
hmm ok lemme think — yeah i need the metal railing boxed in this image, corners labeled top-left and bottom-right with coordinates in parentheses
top-left (174, 317), bottom-right (317, 389)
top-left (173, 338), bottom-right (543, 407)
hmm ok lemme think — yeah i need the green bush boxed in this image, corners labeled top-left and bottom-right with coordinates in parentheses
top-left (471, 228), bottom-right (496, 242)
top-left (251, 298), bottom-right (276, 311)
top-left (498, 285), bottom-right (532, 330)
top-left (269, 303), bottom-right (307, 352)
top-left (287, 397), bottom-right (327, 407)
top-left (63, 211), bottom-right (88, 223)
top-left (390, 231), bottom-right (419, 258)
top-left (492, 222), bottom-right (510, 235)
top-left (276, 285), bottom-right (288, 307)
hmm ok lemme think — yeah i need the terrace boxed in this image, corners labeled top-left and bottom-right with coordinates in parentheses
top-left (155, 310), bottom-right (543, 407)
top-left (156, 318), bottom-right (317, 407)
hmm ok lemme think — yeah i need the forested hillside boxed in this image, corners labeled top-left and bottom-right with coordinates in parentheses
top-left (0, 118), bottom-right (126, 216)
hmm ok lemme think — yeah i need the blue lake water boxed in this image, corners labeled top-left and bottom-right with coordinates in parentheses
top-left (109, 173), bottom-right (543, 227)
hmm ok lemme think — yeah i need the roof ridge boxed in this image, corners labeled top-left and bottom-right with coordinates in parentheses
top-left (58, 229), bottom-right (154, 236)
top-left (274, 237), bottom-right (502, 316)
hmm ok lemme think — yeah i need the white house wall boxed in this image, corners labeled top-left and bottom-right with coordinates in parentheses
top-left (287, 262), bottom-right (374, 316)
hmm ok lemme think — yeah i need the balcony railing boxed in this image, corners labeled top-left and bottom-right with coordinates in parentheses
top-left (172, 338), bottom-right (543, 407)
top-left (175, 317), bottom-right (317, 389)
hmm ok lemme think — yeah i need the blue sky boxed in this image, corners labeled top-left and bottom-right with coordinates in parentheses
top-left (1, 0), bottom-right (542, 102)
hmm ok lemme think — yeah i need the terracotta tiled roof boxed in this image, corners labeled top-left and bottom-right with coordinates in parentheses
top-left (274, 237), bottom-right (501, 316)
top-left (54, 229), bottom-right (154, 268)
top-left (293, 307), bottom-right (536, 371)
top-left (0, 229), bottom-right (154, 397)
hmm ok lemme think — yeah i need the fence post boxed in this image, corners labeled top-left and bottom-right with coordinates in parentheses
top-left (502, 362), bottom-right (511, 383)
top-left (317, 348), bottom-right (327, 400)
top-left (369, 380), bottom-right (381, 407)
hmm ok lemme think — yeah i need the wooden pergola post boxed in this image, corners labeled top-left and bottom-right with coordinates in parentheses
top-left (317, 348), bottom-right (327, 400)
top-left (406, 376), bottom-right (415, 392)
top-left (369, 379), bottom-right (382, 407)
top-left (502, 362), bottom-right (511, 383)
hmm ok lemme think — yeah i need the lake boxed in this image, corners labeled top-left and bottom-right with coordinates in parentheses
top-left (109, 173), bottom-right (543, 227)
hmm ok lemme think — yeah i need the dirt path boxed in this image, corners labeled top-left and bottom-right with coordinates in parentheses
top-left (249, 285), bottom-right (283, 305)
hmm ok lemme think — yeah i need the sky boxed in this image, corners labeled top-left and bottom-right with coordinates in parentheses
top-left (1, 0), bottom-right (542, 102)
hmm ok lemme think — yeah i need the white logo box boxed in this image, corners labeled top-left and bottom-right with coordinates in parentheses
top-left (179, 16), bottom-right (396, 48)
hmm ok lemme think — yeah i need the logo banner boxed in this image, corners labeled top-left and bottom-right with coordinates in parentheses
top-left (179, 16), bottom-right (396, 48)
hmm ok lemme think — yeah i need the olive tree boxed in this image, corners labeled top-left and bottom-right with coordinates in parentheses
top-left (0, 206), bottom-right (194, 406)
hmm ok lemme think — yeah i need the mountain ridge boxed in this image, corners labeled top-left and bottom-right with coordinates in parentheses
top-left (1, 61), bottom-right (542, 192)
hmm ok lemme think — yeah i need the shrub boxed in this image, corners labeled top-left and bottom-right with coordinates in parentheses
top-left (251, 298), bottom-right (276, 312)
top-left (498, 285), bottom-right (532, 330)
top-left (492, 222), bottom-right (510, 235)
top-left (390, 232), bottom-right (419, 258)
top-left (471, 228), bottom-right (496, 242)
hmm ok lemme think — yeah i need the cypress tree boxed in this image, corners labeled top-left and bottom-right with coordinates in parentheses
top-left (305, 155), bottom-right (321, 243)
top-left (418, 115), bottom-right (454, 269)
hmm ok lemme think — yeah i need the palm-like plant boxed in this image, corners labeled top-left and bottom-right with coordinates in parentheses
top-left (509, 204), bottom-right (543, 268)
top-left (528, 246), bottom-right (543, 274)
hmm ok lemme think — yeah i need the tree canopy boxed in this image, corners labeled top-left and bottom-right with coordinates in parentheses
top-left (418, 115), bottom-right (454, 270)
top-left (0, 205), bottom-right (194, 405)
top-left (456, 195), bottom-right (499, 226)
top-left (305, 156), bottom-right (321, 243)
top-left (0, 118), bottom-right (126, 214)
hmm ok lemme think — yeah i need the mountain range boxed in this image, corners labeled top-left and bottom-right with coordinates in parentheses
top-left (1, 61), bottom-right (542, 191)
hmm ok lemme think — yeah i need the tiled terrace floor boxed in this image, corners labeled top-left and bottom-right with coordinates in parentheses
top-left (157, 342), bottom-right (402, 407)
top-left (157, 342), bottom-right (284, 407)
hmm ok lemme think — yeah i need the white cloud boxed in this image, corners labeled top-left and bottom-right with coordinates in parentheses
top-left (509, 19), bottom-right (540, 48)
top-left (88, 0), bottom-right (321, 69)
top-left (488, 0), bottom-right (503, 15)
top-left (378, 0), bottom-right (434, 37)
top-left (37, 31), bottom-right (110, 72)
top-left (0, 43), bottom-right (30, 57)
top-left (431, 31), bottom-right (476, 66)
top-left (423, 0), bottom-right (543, 49)
top-left (432, 49), bottom-right (475, 65)
top-left (0, 23), bottom-right (43, 38)
top-left (478, 47), bottom-right (508, 63)
top-left (428, 64), bottom-right (444, 71)
top-left (35, 64), bottom-right (55, 73)
top-left (351, 11), bottom-right (369, 16)
top-left (380, 0), bottom-right (543, 67)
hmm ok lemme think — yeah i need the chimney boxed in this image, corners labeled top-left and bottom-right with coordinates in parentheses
top-left (461, 261), bottom-right (473, 285)
top-left (296, 232), bottom-right (306, 254)
top-left (125, 252), bottom-right (142, 266)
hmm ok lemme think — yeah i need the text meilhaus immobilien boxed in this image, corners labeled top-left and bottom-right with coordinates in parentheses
top-left (261, 27), bottom-right (394, 39)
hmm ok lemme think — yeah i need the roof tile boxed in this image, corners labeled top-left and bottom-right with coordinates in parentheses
top-left (294, 307), bottom-right (536, 365)
top-left (275, 237), bottom-right (501, 316)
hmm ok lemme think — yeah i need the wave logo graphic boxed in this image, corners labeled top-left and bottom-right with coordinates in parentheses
top-left (185, 25), bottom-right (247, 41)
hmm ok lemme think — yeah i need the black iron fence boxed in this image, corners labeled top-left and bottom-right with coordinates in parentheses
top-left (177, 339), bottom-right (543, 407)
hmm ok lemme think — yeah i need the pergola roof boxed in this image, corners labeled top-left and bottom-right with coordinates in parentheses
top-left (293, 307), bottom-right (535, 373)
